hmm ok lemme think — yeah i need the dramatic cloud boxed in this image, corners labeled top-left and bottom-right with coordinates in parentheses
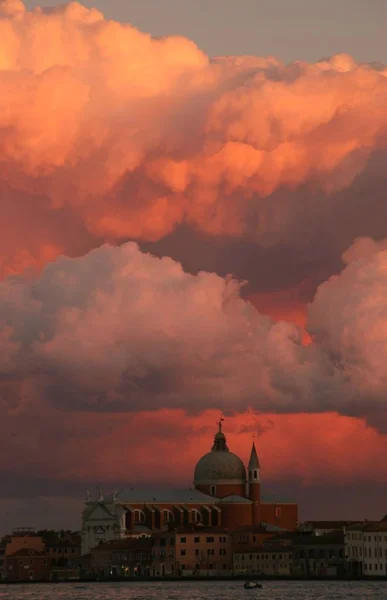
top-left (0, 241), bottom-right (331, 414)
top-left (308, 237), bottom-right (387, 426)
top-left (1, 0), bottom-right (387, 282)
top-left (2, 0), bottom-right (387, 516)
top-left (0, 237), bottom-right (387, 427)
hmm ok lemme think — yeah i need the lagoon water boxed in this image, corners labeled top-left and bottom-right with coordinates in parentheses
top-left (0, 581), bottom-right (387, 600)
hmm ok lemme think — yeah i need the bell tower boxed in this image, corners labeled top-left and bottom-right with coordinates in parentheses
top-left (248, 440), bottom-right (261, 525)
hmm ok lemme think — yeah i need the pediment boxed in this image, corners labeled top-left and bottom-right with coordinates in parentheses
top-left (83, 502), bottom-right (115, 522)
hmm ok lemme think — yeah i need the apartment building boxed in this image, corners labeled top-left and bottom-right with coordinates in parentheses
top-left (234, 545), bottom-right (292, 575)
top-left (345, 520), bottom-right (387, 577)
top-left (152, 528), bottom-right (233, 576)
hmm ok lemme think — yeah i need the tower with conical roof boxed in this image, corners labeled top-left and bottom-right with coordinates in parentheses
top-left (248, 440), bottom-right (261, 525)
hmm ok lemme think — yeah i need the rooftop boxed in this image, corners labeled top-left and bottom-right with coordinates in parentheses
top-left (7, 548), bottom-right (45, 558)
top-left (219, 495), bottom-right (252, 504)
top-left (301, 520), bottom-right (361, 529)
top-left (347, 521), bottom-right (387, 532)
top-left (112, 488), bottom-right (218, 504)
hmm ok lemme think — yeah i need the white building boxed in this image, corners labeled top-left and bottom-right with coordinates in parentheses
top-left (80, 487), bottom-right (219, 555)
top-left (234, 546), bottom-right (293, 575)
top-left (345, 520), bottom-right (387, 577)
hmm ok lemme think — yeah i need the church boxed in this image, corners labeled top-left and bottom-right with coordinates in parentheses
top-left (81, 422), bottom-right (298, 555)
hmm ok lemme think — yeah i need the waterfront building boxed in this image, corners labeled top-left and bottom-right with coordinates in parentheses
top-left (81, 422), bottom-right (298, 554)
top-left (152, 528), bottom-right (233, 576)
top-left (345, 520), bottom-right (387, 577)
top-left (5, 548), bottom-right (50, 582)
top-left (91, 538), bottom-right (152, 577)
top-left (234, 545), bottom-right (293, 575)
top-left (291, 531), bottom-right (346, 576)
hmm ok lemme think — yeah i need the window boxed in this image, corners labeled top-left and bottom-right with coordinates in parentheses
top-left (210, 485), bottom-right (216, 495)
top-left (192, 509), bottom-right (202, 523)
top-left (206, 537), bottom-right (215, 543)
top-left (180, 549), bottom-right (186, 556)
top-left (181, 564), bottom-right (186, 570)
top-left (29, 571), bottom-right (34, 577)
top-left (194, 537), bottom-right (200, 543)
top-left (180, 537), bottom-right (186, 544)
top-left (134, 509), bottom-right (146, 524)
top-left (163, 510), bottom-right (173, 523)
top-left (195, 549), bottom-right (200, 556)
top-left (209, 563), bottom-right (213, 570)
top-left (253, 470), bottom-right (258, 479)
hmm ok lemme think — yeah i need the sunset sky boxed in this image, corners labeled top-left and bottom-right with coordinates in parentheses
top-left (1, 0), bottom-right (387, 533)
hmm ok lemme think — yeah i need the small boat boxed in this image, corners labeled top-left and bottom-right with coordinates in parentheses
top-left (244, 580), bottom-right (262, 589)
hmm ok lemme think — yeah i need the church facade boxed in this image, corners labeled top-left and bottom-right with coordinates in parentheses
top-left (81, 423), bottom-right (298, 555)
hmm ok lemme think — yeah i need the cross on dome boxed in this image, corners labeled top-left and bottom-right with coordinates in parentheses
top-left (217, 417), bottom-right (224, 433)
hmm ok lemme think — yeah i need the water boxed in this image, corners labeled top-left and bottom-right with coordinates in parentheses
top-left (0, 581), bottom-right (387, 600)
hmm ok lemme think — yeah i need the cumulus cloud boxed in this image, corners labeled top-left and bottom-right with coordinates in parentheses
top-left (3, 0), bottom-right (387, 510)
top-left (0, 241), bottom-right (337, 414)
top-left (1, 237), bottom-right (387, 426)
top-left (1, 1), bottom-right (387, 279)
top-left (308, 238), bottom-right (387, 425)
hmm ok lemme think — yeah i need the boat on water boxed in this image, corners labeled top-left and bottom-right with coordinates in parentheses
top-left (244, 580), bottom-right (262, 589)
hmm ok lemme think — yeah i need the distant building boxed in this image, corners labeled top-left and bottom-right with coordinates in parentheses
top-left (299, 521), bottom-right (360, 536)
top-left (5, 530), bottom-right (45, 557)
top-left (5, 548), bottom-right (50, 582)
top-left (231, 523), bottom-right (287, 553)
top-left (91, 538), bottom-right (152, 577)
top-left (45, 535), bottom-right (81, 566)
top-left (292, 531), bottom-right (346, 576)
top-left (81, 422), bottom-right (298, 554)
top-left (345, 520), bottom-right (387, 577)
top-left (234, 545), bottom-right (293, 576)
top-left (152, 528), bottom-right (233, 576)
top-left (0, 543), bottom-right (5, 580)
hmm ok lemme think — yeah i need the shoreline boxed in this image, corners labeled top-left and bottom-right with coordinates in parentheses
top-left (1, 575), bottom-right (387, 585)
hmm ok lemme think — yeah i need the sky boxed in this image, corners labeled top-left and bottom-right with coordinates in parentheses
top-left (23, 0), bottom-right (387, 64)
top-left (1, 0), bottom-right (387, 533)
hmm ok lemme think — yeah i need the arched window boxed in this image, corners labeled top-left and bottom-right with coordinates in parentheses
top-left (254, 470), bottom-right (258, 480)
top-left (191, 509), bottom-right (202, 523)
top-left (133, 509), bottom-right (146, 524)
top-left (162, 509), bottom-right (174, 523)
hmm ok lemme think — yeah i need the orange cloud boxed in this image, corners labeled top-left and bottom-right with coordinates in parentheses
top-left (1, 407), bottom-right (386, 488)
top-left (0, 2), bottom-right (387, 277)
top-left (248, 287), bottom-right (311, 344)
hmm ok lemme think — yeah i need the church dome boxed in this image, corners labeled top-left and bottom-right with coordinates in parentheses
top-left (194, 451), bottom-right (246, 483)
top-left (193, 420), bottom-right (246, 484)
